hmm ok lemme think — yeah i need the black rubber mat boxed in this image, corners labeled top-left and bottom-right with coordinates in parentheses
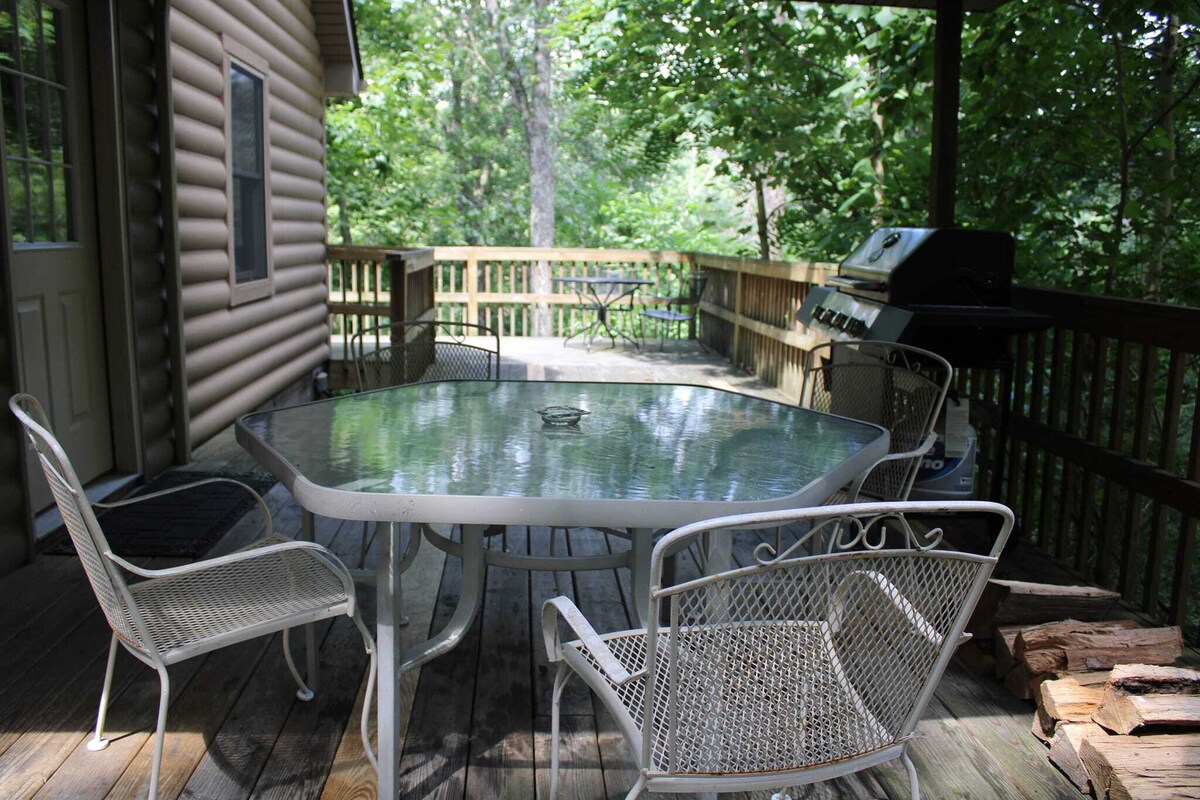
top-left (42, 471), bottom-right (278, 558)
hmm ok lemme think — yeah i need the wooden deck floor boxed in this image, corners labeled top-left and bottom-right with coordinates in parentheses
top-left (1, 340), bottom-right (1084, 799)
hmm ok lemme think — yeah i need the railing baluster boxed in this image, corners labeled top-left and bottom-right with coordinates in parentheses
top-left (1143, 350), bottom-right (1186, 616)
top-left (1098, 340), bottom-right (1133, 585)
top-left (1122, 344), bottom-right (1158, 600)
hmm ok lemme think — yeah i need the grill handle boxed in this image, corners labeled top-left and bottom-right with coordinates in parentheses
top-left (828, 275), bottom-right (887, 292)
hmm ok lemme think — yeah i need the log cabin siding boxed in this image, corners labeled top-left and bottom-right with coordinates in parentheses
top-left (169, 0), bottom-right (330, 451)
top-left (122, 0), bottom-right (175, 478)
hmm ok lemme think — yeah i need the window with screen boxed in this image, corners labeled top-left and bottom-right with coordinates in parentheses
top-left (227, 57), bottom-right (271, 298)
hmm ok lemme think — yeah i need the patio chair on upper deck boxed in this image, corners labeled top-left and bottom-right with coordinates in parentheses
top-left (801, 340), bottom-right (952, 503)
top-left (351, 318), bottom-right (500, 390)
top-left (543, 500), bottom-right (1014, 799)
top-left (638, 269), bottom-right (708, 351)
top-left (9, 394), bottom-right (377, 800)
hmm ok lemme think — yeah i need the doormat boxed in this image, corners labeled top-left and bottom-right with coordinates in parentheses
top-left (42, 471), bottom-right (278, 559)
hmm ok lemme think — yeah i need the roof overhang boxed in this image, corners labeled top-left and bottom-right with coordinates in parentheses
top-left (313, 0), bottom-right (364, 97)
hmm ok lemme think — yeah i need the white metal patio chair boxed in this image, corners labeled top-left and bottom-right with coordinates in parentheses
top-left (638, 269), bottom-right (708, 351)
top-left (801, 341), bottom-right (952, 503)
top-left (544, 500), bottom-right (1013, 799)
top-left (351, 318), bottom-right (500, 390)
top-left (9, 393), bottom-right (377, 800)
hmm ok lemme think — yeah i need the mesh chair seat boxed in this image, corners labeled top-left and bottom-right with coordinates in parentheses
top-left (126, 545), bottom-right (351, 660)
top-left (564, 622), bottom-right (894, 776)
top-left (640, 308), bottom-right (692, 323)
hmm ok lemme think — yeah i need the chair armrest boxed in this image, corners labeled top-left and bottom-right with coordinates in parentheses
top-left (542, 596), bottom-right (639, 686)
top-left (95, 477), bottom-right (274, 539)
top-left (106, 539), bottom-right (354, 597)
top-left (831, 570), bottom-right (944, 647)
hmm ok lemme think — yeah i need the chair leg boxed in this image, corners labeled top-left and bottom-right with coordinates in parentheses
top-left (623, 774), bottom-right (647, 799)
top-left (148, 664), bottom-right (170, 800)
top-left (549, 663), bottom-right (573, 800)
top-left (88, 633), bottom-right (119, 752)
top-left (902, 751), bottom-right (920, 799)
top-left (282, 627), bottom-right (316, 701)
top-left (352, 611), bottom-right (379, 771)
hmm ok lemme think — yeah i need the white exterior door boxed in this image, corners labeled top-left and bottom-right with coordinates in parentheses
top-left (2, 0), bottom-right (113, 509)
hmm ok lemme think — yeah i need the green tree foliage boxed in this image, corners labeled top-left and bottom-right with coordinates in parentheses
top-left (329, 0), bottom-right (1199, 303)
top-left (327, 0), bottom-right (750, 252)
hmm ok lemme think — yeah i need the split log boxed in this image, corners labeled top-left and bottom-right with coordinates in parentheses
top-left (1004, 661), bottom-right (1040, 700)
top-left (1041, 672), bottom-right (1111, 722)
top-left (1079, 733), bottom-right (1200, 799)
top-left (1034, 672), bottom-right (1111, 739)
top-left (994, 625), bottom-right (1022, 680)
top-left (1107, 664), bottom-right (1200, 695)
top-left (966, 579), bottom-right (1121, 639)
top-left (1048, 722), bottom-right (1107, 793)
top-left (1092, 664), bottom-right (1200, 735)
top-left (1015, 620), bottom-right (1180, 676)
top-left (955, 638), bottom-right (996, 676)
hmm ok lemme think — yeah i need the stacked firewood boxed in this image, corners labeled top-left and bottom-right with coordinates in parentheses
top-left (960, 579), bottom-right (1200, 799)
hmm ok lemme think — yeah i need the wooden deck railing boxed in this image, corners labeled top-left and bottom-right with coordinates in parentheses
top-left (324, 244), bottom-right (1198, 639)
top-left (960, 289), bottom-right (1200, 640)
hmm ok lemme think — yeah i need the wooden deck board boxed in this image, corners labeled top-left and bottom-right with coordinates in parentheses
top-left (1, 341), bottom-right (1100, 799)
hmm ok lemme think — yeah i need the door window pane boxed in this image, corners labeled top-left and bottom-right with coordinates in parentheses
top-left (29, 160), bottom-right (48, 239)
top-left (6, 156), bottom-right (27, 241)
top-left (229, 61), bottom-right (268, 284)
top-left (16, 0), bottom-right (38, 76)
top-left (40, 2), bottom-right (58, 84)
top-left (52, 163), bottom-right (67, 239)
top-left (24, 76), bottom-right (42, 156)
top-left (0, 6), bottom-right (15, 69)
top-left (1, 72), bottom-right (19, 158)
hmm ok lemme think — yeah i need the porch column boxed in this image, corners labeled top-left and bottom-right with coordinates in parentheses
top-left (930, 0), bottom-right (963, 228)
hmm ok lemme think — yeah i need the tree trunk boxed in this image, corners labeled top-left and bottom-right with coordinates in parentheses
top-left (868, 22), bottom-right (886, 226)
top-left (488, 0), bottom-right (556, 335)
top-left (754, 177), bottom-right (770, 260)
top-left (337, 193), bottom-right (352, 245)
top-left (528, 0), bottom-right (555, 335)
top-left (1103, 32), bottom-right (1131, 296)
top-left (1148, 14), bottom-right (1178, 302)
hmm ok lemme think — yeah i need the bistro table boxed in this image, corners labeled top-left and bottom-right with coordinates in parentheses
top-left (236, 380), bottom-right (888, 798)
top-left (553, 275), bottom-right (653, 351)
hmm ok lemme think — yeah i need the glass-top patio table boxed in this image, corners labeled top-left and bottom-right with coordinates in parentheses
top-left (236, 379), bottom-right (888, 798)
top-left (553, 275), bottom-right (653, 351)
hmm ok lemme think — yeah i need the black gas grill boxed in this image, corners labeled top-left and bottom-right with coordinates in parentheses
top-left (798, 227), bottom-right (1049, 367)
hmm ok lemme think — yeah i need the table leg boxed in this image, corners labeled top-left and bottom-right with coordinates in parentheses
top-left (398, 523), bottom-right (486, 672)
top-left (629, 527), bottom-right (653, 626)
top-left (704, 528), bottom-right (733, 576)
top-left (301, 510), bottom-right (319, 692)
top-left (376, 521), bottom-right (401, 800)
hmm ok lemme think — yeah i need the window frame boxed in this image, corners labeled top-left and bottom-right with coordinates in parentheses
top-left (222, 36), bottom-right (273, 306)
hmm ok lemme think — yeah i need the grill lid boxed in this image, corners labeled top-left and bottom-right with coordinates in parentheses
top-left (835, 227), bottom-right (1015, 307)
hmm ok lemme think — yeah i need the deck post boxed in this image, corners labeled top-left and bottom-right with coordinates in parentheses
top-left (466, 250), bottom-right (480, 325)
top-left (388, 253), bottom-right (407, 329)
